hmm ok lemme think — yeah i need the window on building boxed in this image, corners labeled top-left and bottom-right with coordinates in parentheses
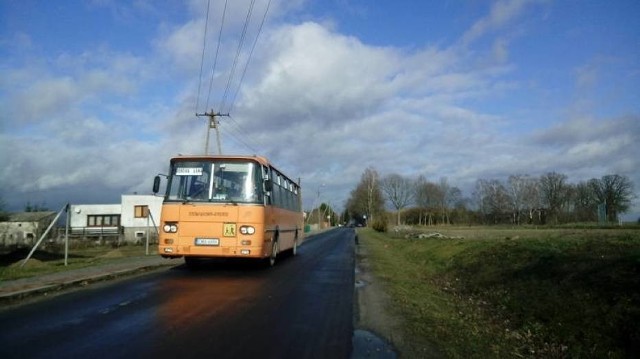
top-left (134, 205), bottom-right (149, 218)
top-left (87, 215), bottom-right (120, 227)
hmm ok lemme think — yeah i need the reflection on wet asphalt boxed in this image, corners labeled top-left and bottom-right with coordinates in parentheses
top-left (0, 228), bottom-right (360, 359)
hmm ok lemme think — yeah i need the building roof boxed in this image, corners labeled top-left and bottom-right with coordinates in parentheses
top-left (6, 211), bottom-right (57, 222)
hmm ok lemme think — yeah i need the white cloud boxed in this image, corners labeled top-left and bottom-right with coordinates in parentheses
top-left (13, 77), bottom-right (79, 122)
top-left (1, 0), bottom-right (638, 220)
top-left (157, 18), bottom-right (205, 73)
top-left (461, 0), bottom-right (540, 45)
top-left (238, 22), bottom-right (399, 130)
top-left (492, 37), bottom-right (509, 63)
top-left (529, 116), bottom-right (640, 184)
top-left (575, 63), bottom-right (598, 90)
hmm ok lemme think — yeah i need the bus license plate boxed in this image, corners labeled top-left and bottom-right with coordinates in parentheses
top-left (195, 238), bottom-right (220, 246)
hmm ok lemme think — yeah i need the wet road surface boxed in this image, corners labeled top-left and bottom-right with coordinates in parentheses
top-left (0, 228), bottom-right (356, 359)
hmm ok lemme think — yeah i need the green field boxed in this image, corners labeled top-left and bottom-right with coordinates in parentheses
top-left (358, 226), bottom-right (640, 358)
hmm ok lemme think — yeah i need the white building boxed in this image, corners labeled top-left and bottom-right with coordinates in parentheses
top-left (0, 211), bottom-right (57, 247)
top-left (120, 195), bottom-right (164, 243)
top-left (69, 203), bottom-right (122, 237)
top-left (69, 195), bottom-right (163, 243)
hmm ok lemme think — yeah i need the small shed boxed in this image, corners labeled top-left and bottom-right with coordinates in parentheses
top-left (0, 211), bottom-right (56, 247)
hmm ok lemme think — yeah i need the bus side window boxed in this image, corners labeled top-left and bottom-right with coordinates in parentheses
top-left (264, 166), bottom-right (273, 205)
top-left (273, 181), bottom-right (280, 208)
top-left (285, 180), bottom-right (293, 210)
top-left (273, 170), bottom-right (281, 208)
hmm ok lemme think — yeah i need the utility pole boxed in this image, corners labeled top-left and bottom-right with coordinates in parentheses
top-left (196, 110), bottom-right (229, 155)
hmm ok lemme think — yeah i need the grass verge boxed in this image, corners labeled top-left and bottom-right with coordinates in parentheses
top-left (0, 243), bottom-right (158, 281)
top-left (359, 226), bottom-right (640, 358)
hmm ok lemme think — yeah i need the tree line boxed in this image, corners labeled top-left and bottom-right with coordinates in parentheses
top-left (345, 167), bottom-right (636, 226)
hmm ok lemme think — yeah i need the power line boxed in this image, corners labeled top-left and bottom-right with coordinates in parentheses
top-left (194, 0), bottom-right (271, 155)
top-left (221, 117), bottom-right (259, 153)
top-left (219, 0), bottom-right (256, 113)
top-left (204, 0), bottom-right (229, 113)
top-left (227, 113), bottom-right (253, 141)
top-left (228, 0), bottom-right (272, 114)
top-left (229, 114), bottom-right (261, 152)
top-left (194, 0), bottom-right (211, 114)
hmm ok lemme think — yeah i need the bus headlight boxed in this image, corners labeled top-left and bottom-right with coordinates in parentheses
top-left (240, 226), bottom-right (255, 235)
top-left (163, 223), bottom-right (178, 233)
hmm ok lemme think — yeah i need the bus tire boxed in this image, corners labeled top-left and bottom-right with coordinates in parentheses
top-left (268, 239), bottom-right (279, 267)
top-left (292, 230), bottom-right (298, 256)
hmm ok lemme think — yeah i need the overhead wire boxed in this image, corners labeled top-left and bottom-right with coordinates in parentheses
top-left (221, 116), bottom-right (258, 153)
top-left (218, 0), bottom-right (256, 113)
top-left (227, 0), bottom-right (272, 115)
top-left (204, 0), bottom-right (229, 112)
top-left (226, 112), bottom-right (253, 143)
top-left (195, 0), bottom-right (271, 154)
top-left (194, 0), bottom-right (212, 114)
top-left (224, 0), bottom-right (271, 153)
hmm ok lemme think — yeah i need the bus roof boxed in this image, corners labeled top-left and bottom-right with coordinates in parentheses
top-left (169, 154), bottom-right (299, 186)
top-left (170, 154), bottom-right (269, 165)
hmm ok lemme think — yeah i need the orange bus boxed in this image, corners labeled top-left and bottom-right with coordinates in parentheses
top-left (152, 154), bottom-right (303, 266)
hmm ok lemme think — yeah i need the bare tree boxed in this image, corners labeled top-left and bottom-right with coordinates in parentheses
top-left (435, 178), bottom-right (449, 224)
top-left (539, 172), bottom-right (569, 224)
top-left (414, 175), bottom-right (429, 225)
top-left (474, 179), bottom-right (510, 224)
top-left (573, 181), bottom-right (597, 222)
top-left (381, 173), bottom-right (414, 225)
top-left (521, 177), bottom-right (541, 224)
top-left (588, 174), bottom-right (635, 222)
top-left (446, 186), bottom-right (463, 223)
top-left (346, 167), bottom-right (384, 225)
top-left (415, 178), bottom-right (440, 225)
top-left (507, 175), bottom-right (526, 224)
top-left (507, 175), bottom-right (539, 225)
top-left (434, 178), bottom-right (462, 225)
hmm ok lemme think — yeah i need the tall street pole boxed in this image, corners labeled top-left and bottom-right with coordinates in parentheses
top-left (196, 110), bottom-right (229, 155)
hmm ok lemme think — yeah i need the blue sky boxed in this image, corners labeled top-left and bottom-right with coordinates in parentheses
top-left (1, 0), bottom-right (639, 219)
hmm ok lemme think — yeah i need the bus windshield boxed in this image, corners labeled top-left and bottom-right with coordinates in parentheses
top-left (166, 160), bottom-right (264, 204)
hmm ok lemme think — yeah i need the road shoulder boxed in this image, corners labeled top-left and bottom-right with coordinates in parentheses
top-left (353, 235), bottom-right (400, 357)
top-left (354, 231), bottom-right (443, 358)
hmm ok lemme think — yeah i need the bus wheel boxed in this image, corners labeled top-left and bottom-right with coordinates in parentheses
top-left (292, 232), bottom-right (298, 256)
top-left (268, 240), bottom-right (279, 267)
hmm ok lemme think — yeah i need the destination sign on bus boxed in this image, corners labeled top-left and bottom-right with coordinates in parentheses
top-left (176, 167), bottom-right (203, 176)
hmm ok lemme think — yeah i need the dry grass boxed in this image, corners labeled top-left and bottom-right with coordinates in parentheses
top-left (360, 226), bottom-right (640, 358)
top-left (0, 242), bottom-right (157, 281)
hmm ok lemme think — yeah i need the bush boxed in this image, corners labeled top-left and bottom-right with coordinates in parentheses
top-left (372, 218), bottom-right (388, 232)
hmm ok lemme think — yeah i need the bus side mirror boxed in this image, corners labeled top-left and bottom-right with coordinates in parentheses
top-left (153, 175), bottom-right (161, 194)
top-left (264, 179), bottom-right (273, 192)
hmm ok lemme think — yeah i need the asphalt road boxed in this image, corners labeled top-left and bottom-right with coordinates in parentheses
top-left (0, 228), bottom-right (356, 359)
